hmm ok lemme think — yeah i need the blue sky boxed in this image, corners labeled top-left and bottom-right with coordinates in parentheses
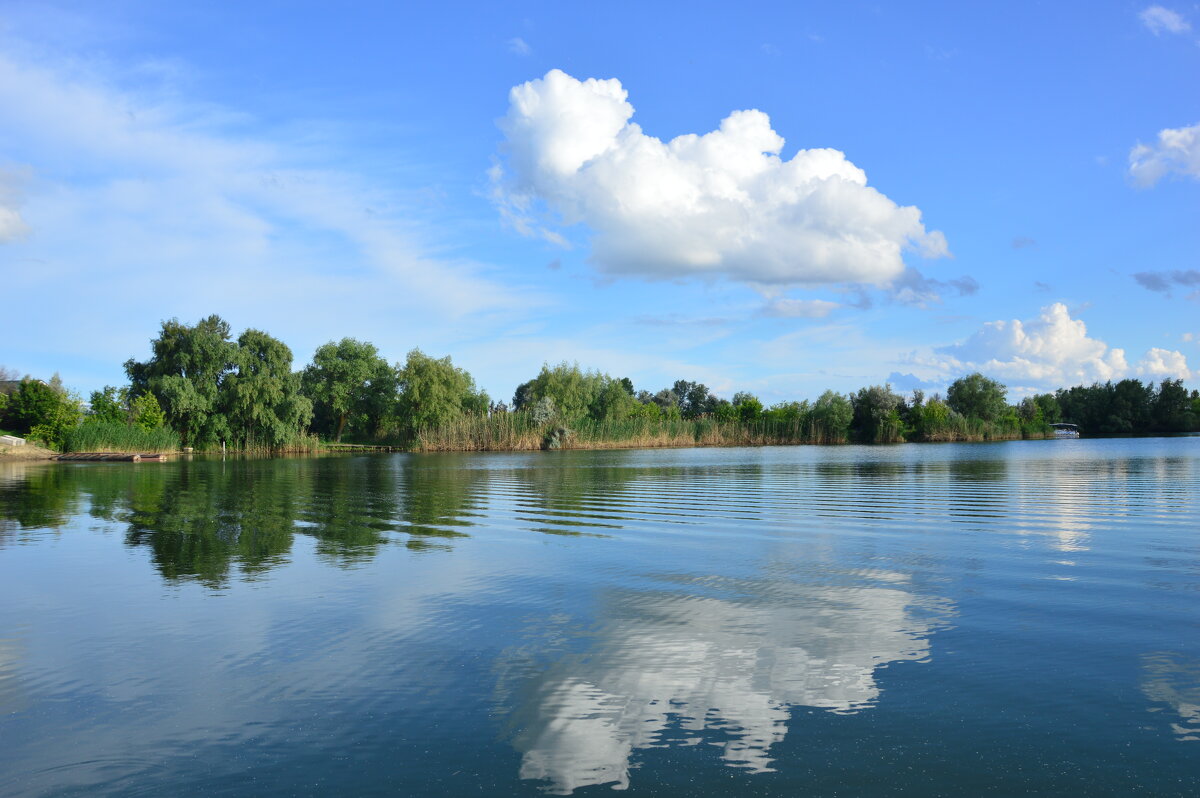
top-left (1, 0), bottom-right (1197, 404)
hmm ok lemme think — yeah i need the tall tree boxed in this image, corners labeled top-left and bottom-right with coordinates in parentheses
top-left (589, 377), bottom-right (637, 421)
top-left (223, 329), bottom-right (314, 448)
top-left (4, 378), bottom-right (79, 437)
top-left (1153, 379), bottom-right (1194, 431)
top-left (672, 380), bottom-right (716, 418)
top-left (125, 315), bottom-right (238, 447)
top-left (946, 373), bottom-right (1007, 421)
top-left (810, 390), bottom-right (853, 442)
top-left (519, 362), bottom-right (604, 422)
top-left (88, 386), bottom-right (130, 425)
top-left (301, 338), bottom-right (394, 442)
top-left (851, 384), bottom-right (905, 442)
top-left (396, 349), bottom-right (488, 432)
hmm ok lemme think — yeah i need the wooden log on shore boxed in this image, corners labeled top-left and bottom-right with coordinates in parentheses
top-left (56, 452), bottom-right (169, 462)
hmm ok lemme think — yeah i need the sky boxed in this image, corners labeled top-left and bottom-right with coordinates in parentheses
top-left (1, 0), bottom-right (1197, 404)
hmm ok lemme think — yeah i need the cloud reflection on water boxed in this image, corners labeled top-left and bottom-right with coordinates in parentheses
top-left (501, 569), bottom-right (950, 794)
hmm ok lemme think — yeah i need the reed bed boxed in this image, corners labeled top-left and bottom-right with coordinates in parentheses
top-left (914, 417), bottom-right (1047, 442)
top-left (410, 414), bottom-right (864, 452)
top-left (63, 421), bottom-right (181, 453)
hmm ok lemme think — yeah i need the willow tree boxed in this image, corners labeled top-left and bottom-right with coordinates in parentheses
top-left (515, 362), bottom-right (609, 422)
top-left (395, 349), bottom-right (489, 434)
top-left (124, 315), bottom-right (238, 447)
top-left (301, 338), bottom-right (395, 442)
top-left (223, 329), bottom-right (313, 448)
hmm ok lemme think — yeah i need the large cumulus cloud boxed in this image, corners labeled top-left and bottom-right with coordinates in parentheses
top-left (495, 69), bottom-right (948, 287)
top-left (933, 303), bottom-right (1191, 387)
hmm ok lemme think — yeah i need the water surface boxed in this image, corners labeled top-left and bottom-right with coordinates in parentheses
top-left (2, 438), bottom-right (1198, 795)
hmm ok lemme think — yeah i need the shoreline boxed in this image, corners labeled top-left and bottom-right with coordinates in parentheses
top-left (15, 431), bottom-right (1195, 463)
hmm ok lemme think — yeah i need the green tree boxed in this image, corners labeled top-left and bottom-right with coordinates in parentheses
top-left (731, 391), bottom-right (764, 423)
top-left (1032, 393), bottom-right (1062, 424)
top-left (301, 338), bottom-right (395, 442)
top-left (763, 401), bottom-right (809, 424)
top-left (673, 380), bottom-right (717, 418)
top-left (89, 386), bottom-right (130, 425)
top-left (810, 390), bottom-right (853, 442)
top-left (946, 373), bottom-right (1007, 421)
top-left (520, 362), bottom-right (604, 423)
top-left (914, 398), bottom-right (953, 440)
top-left (22, 386), bottom-right (83, 450)
top-left (589, 377), bottom-right (637, 421)
top-left (223, 329), bottom-right (314, 448)
top-left (132, 392), bottom-right (168, 431)
top-left (851, 384), bottom-right (905, 442)
top-left (125, 315), bottom-right (238, 448)
top-left (396, 349), bottom-right (488, 432)
top-left (1153, 379), bottom-right (1195, 431)
top-left (5, 379), bottom-right (74, 435)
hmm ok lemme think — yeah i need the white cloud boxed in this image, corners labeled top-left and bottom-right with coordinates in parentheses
top-left (0, 46), bottom-right (540, 388)
top-left (1137, 347), bottom-right (1193, 379)
top-left (0, 170), bottom-right (30, 242)
top-left (495, 69), bottom-right (948, 288)
top-left (505, 569), bottom-right (947, 792)
top-left (932, 303), bottom-right (1192, 388)
top-left (0, 205), bottom-right (28, 242)
top-left (1139, 5), bottom-right (1192, 35)
top-left (760, 298), bottom-right (840, 318)
top-left (1129, 121), bottom-right (1200, 186)
top-left (507, 37), bottom-right (531, 56)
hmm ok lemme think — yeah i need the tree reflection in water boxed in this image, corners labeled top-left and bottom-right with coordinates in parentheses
top-left (0, 456), bottom-right (493, 586)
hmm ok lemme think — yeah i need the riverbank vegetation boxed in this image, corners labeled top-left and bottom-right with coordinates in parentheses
top-left (2, 314), bottom-right (1198, 453)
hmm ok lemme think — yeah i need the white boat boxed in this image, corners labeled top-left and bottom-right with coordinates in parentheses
top-left (1051, 422), bottom-right (1080, 438)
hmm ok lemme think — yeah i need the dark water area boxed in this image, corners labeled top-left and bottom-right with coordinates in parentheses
top-left (1, 438), bottom-right (1198, 796)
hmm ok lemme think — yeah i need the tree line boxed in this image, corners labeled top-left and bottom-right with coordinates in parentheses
top-left (2, 314), bottom-right (1198, 452)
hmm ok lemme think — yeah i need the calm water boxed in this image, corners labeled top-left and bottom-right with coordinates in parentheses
top-left (1, 438), bottom-right (1199, 796)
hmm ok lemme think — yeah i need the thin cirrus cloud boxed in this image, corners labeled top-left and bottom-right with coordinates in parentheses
top-left (1139, 5), bottom-right (1192, 35)
top-left (493, 69), bottom-right (949, 289)
top-left (927, 303), bottom-right (1192, 387)
top-left (1129, 121), bottom-right (1200, 186)
top-left (759, 298), bottom-right (841, 319)
top-left (0, 46), bottom-right (536, 378)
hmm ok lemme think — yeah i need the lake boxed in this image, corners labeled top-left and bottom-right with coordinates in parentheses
top-left (1, 438), bottom-right (1198, 796)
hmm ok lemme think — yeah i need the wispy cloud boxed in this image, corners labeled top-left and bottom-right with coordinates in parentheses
top-left (507, 37), bottom-right (532, 56)
top-left (0, 42), bottom-right (541, 386)
top-left (759, 298), bottom-right (841, 319)
top-left (1139, 5), bottom-right (1192, 35)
